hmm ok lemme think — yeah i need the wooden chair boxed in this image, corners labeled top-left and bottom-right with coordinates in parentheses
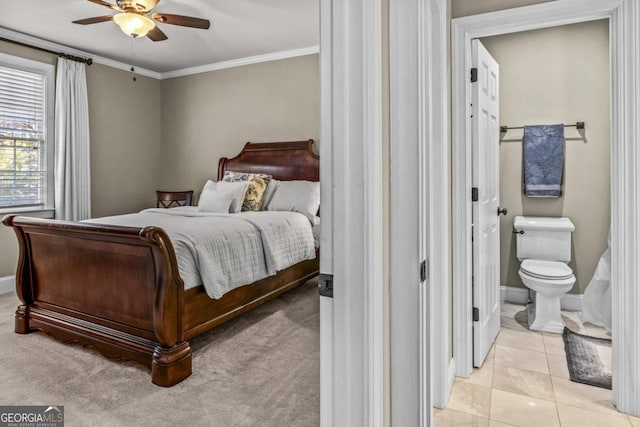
top-left (156, 190), bottom-right (193, 208)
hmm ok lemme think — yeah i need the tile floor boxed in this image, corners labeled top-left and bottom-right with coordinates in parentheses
top-left (434, 303), bottom-right (640, 427)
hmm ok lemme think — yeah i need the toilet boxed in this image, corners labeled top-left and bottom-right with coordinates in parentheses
top-left (514, 216), bottom-right (576, 333)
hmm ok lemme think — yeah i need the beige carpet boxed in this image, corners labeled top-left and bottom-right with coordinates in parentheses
top-left (0, 278), bottom-right (319, 427)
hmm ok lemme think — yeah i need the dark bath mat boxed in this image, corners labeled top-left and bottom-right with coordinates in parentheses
top-left (562, 327), bottom-right (612, 389)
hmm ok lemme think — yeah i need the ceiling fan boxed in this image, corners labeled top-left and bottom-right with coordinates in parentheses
top-left (72, 0), bottom-right (210, 41)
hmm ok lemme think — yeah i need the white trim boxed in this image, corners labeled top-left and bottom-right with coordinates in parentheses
top-left (561, 294), bottom-right (583, 312)
top-left (610, 0), bottom-right (640, 416)
top-left (320, 0), bottom-right (384, 425)
top-left (319, 296), bottom-right (333, 427)
top-left (362, 0), bottom-right (384, 423)
top-left (500, 286), bottom-right (528, 305)
top-left (0, 27), bottom-right (319, 80)
top-left (500, 286), bottom-right (584, 312)
top-left (451, 0), bottom-right (639, 416)
top-left (433, 358), bottom-right (456, 409)
top-left (388, 0), bottom-right (424, 422)
top-left (390, 0), bottom-right (448, 422)
top-left (160, 46), bottom-right (319, 79)
top-left (0, 207), bottom-right (54, 219)
top-left (451, 10), bottom-right (473, 379)
top-left (0, 27), bottom-right (160, 79)
top-left (319, 0), bottom-right (334, 425)
top-left (426, 0), bottom-right (450, 414)
top-left (0, 52), bottom-right (55, 214)
top-left (0, 276), bottom-right (15, 295)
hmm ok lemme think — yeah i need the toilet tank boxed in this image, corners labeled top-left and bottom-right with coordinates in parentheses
top-left (514, 216), bottom-right (575, 262)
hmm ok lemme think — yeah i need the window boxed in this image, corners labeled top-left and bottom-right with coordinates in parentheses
top-left (0, 53), bottom-right (54, 215)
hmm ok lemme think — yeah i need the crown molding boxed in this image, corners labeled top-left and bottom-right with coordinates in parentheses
top-left (0, 27), bottom-right (161, 79)
top-left (160, 45), bottom-right (320, 80)
top-left (0, 27), bottom-right (319, 80)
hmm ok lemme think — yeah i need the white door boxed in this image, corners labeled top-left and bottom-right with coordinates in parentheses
top-left (471, 39), bottom-right (501, 368)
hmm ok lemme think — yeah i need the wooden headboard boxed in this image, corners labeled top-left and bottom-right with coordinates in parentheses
top-left (217, 140), bottom-right (319, 182)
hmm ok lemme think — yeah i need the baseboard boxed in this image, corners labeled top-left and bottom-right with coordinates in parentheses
top-left (501, 286), bottom-right (528, 305)
top-left (0, 275), bottom-right (15, 295)
top-left (433, 357), bottom-right (456, 409)
top-left (445, 358), bottom-right (456, 406)
top-left (501, 285), bottom-right (583, 312)
top-left (560, 293), bottom-right (583, 311)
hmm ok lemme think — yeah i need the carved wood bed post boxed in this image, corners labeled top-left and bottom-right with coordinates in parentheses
top-left (141, 226), bottom-right (192, 386)
top-left (3, 215), bottom-right (33, 335)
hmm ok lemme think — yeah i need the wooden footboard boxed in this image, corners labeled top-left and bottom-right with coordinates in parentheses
top-left (2, 214), bottom-right (320, 387)
top-left (3, 215), bottom-right (192, 386)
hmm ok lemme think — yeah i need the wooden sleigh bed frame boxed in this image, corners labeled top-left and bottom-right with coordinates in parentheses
top-left (2, 140), bottom-right (319, 387)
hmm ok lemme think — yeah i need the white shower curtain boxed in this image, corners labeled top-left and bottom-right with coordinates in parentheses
top-left (54, 57), bottom-right (91, 221)
top-left (582, 231), bottom-right (612, 330)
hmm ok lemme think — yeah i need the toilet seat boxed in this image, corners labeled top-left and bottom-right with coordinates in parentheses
top-left (520, 259), bottom-right (573, 280)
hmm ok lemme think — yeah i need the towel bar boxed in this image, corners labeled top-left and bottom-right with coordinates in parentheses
top-left (500, 122), bottom-right (584, 134)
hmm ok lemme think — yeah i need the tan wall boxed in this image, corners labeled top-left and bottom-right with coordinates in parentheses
top-left (0, 41), bottom-right (162, 277)
top-left (452, 0), bottom-right (553, 18)
top-left (481, 20), bottom-right (610, 294)
top-left (86, 65), bottom-right (161, 217)
top-left (159, 55), bottom-right (319, 195)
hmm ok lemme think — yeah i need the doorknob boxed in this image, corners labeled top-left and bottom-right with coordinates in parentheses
top-left (497, 207), bottom-right (508, 216)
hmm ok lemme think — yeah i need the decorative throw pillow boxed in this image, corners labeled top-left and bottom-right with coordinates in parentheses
top-left (197, 180), bottom-right (249, 213)
top-left (267, 180), bottom-right (320, 223)
top-left (222, 171), bottom-right (272, 212)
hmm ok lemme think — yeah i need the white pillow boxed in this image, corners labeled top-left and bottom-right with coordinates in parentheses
top-left (198, 180), bottom-right (249, 213)
top-left (267, 180), bottom-right (320, 222)
top-left (198, 190), bottom-right (233, 213)
top-left (261, 179), bottom-right (279, 210)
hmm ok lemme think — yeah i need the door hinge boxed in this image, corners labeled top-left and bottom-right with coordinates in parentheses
top-left (470, 67), bottom-right (478, 82)
top-left (472, 187), bottom-right (479, 202)
top-left (473, 307), bottom-right (480, 322)
top-left (420, 259), bottom-right (428, 282)
top-left (319, 273), bottom-right (333, 298)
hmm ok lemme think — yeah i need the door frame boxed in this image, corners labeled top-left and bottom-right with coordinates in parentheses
top-left (389, 0), bottom-right (448, 418)
top-left (319, 0), bottom-right (385, 425)
top-left (451, 0), bottom-right (639, 415)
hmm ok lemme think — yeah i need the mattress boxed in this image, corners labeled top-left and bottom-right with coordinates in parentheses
top-left (85, 207), bottom-right (316, 298)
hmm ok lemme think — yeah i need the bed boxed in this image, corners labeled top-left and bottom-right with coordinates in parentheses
top-left (2, 140), bottom-right (319, 387)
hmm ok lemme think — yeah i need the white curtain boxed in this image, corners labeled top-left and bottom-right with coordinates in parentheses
top-left (582, 230), bottom-right (612, 330)
top-left (54, 57), bottom-right (91, 221)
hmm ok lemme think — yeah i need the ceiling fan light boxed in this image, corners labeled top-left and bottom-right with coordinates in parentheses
top-left (113, 13), bottom-right (155, 37)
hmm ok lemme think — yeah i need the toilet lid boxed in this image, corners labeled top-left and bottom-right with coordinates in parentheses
top-left (521, 259), bottom-right (574, 280)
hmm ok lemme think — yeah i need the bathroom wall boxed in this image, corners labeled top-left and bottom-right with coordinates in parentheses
top-left (481, 19), bottom-right (610, 295)
top-left (452, 0), bottom-right (553, 18)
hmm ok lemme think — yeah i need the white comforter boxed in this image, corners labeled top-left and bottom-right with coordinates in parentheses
top-left (85, 207), bottom-right (316, 298)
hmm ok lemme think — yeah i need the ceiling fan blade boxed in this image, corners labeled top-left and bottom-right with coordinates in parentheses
top-left (147, 26), bottom-right (168, 42)
top-left (151, 13), bottom-right (210, 29)
top-left (88, 0), bottom-right (121, 11)
top-left (72, 15), bottom-right (115, 25)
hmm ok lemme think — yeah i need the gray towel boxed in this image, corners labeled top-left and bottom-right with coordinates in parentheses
top-left (523, 124), bottom-right (565, 197)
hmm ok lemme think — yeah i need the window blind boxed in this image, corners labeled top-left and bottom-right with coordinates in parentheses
top-left (0, 65), bottom-right (47, 208)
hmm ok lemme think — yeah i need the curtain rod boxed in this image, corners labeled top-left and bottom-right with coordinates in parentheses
top-left (500, 121), bottom-right (584, 133)
top-left (0, 36), bottom-right (93, 65)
